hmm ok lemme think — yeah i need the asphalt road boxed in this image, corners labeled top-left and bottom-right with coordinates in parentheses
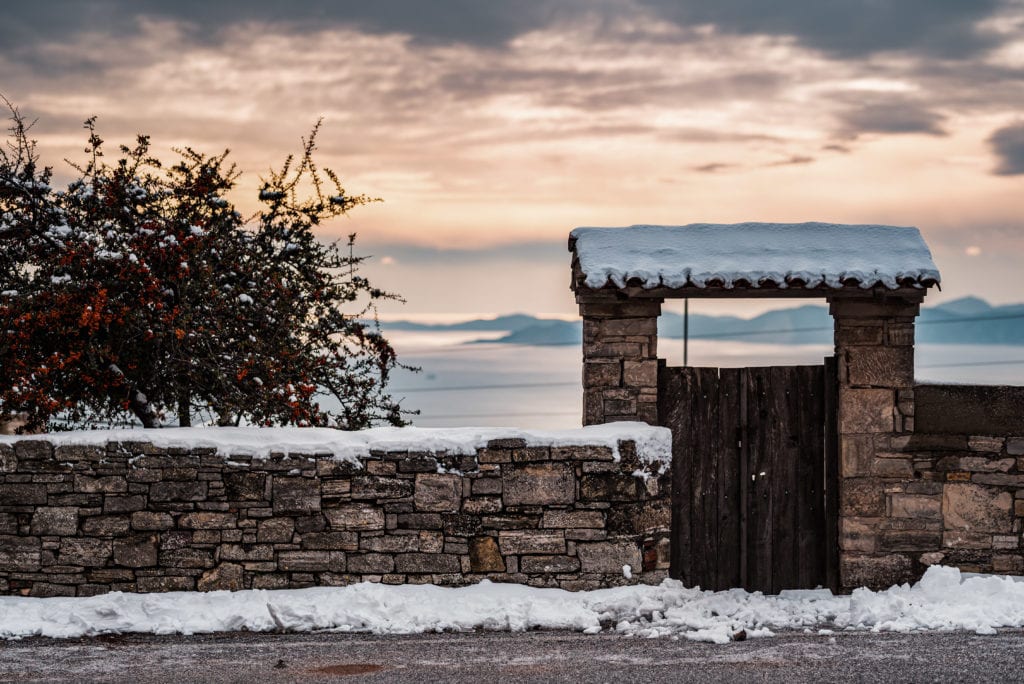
top-left (2, 629), bottom-right (1023, 683)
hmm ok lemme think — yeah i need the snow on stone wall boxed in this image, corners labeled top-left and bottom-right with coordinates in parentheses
top-left (0, 427), bottom-right (671, 597)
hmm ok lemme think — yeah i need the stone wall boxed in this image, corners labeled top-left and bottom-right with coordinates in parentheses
top-left (580, 299), bottom-right (662, 426)
top-left (0, 434), bottom-right (670, 597)
top-left (839, 383), bottom-right (1024, 588)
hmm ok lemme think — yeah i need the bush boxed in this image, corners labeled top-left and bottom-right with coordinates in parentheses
top-left (0, 101), bottom-right (413, 431)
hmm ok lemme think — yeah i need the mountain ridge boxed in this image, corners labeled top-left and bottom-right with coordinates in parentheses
top-left (379, 297), bottom-right (1024, 346)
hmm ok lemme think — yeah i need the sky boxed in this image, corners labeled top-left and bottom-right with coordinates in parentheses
top-left (3, 1), bottom-right (1023, 319)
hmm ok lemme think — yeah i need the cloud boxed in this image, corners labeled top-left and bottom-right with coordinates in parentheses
top-left (692, 162), bottom-right (736, 173)
top-left (836, 98), bottom-right (947, 138)
top-left (988, 122), bottom-right (1024, 175)
top-left (765, 155), bottom-right (815, 167)
top-left (638, 0), bottom-right (1005, 59)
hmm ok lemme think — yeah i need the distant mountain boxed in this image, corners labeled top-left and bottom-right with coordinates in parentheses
top-left (380, 297), bottom-right (1024, 346)
top-left (381, 314), bottom-right (543, 332)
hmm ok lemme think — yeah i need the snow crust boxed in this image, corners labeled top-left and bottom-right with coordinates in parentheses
top-left (0, 423), bottom-right (671, 468)
top-left (2, 566), bottom-right (1020, 644)
top-left (571, 223), bottom-right (941, 291)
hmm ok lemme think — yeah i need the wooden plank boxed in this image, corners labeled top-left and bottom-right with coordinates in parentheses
top-left (798, 365), bottom-right (827, 589)
top-left (690, 367), bottom-right (721, 590)
top-left (738, 369), bottom-right (749, 590)
top-left (745, 367), bottom-right (774, 594)
top-left (659, 366), bottom-right (692, 585)
top-left (769, 366), bottom-right (798, 593)
top-left (823, 356), bottom-right (840, 593)
top-left (716, 368), bottom-right (742, 590)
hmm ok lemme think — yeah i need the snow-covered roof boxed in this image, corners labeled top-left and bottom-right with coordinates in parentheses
top-left (569, 222), bottom-right (941, 293)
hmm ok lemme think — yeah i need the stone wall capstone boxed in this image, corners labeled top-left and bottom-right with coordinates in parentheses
top-left (0, 429), bottom-right (671, 597)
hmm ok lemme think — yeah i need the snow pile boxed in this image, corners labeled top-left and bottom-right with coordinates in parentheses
top-left (2, 566), bottom-right (1022, 643)
top-left (0, 423), bottom-right (672, 469)
top-left (570, 223), bottom-right (941, 291)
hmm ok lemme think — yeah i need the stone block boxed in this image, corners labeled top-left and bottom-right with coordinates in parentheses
top-left (889, 494), bottom-right (942, 519)
top-left (73, 475), bottom-right (127, 494)
top-left (943, 484), bottom-right (1013, 533)
top-left (542, 510), bottom-right (604, 529)
top-left (845, 347), bottom-right (914, 387)
top-left (59, 538), bottom-right (110, 567)
top-left (0, 445), bottom-right (15, 473)
top-left (499, 530), bottom-right (566, 555)
top-left (839, 389), bottom-right (894, 434)
top-left (512, 447), bottom-right (550, 462)
top-left (131, 511), bottom-right (174, 531)
top-left (580, 474), bottom-right (640, 502)
top-left (958, 457), bottom-right (1016, 473)
top-left (179, 512), bottom-right (237, 530)
top-left (103, 495), bottom-right (147, 514)
top-left (218, 543), bottom-right (274, 562)
top-left (348, 553), bottom-right (395, 574)
top-left (81, 515), bottom-right (131, 536)
top-left (583, 360), bottom-right (621, 388)
top-left (840, 553), bottom-right (913, 590)
top-left (278, 551), bottom-right (342, 572)
top-left (272, 478), bottom-right (321, 515)
top-left (468, 536), bottom-right (505, 572)
top-left (137, 576), bottom-right (194, 592)
top-left (577, 540), bottom-right (641, 574)
top-left (30, 507), bottom-right (79, 536)
top-left (622, 360), bottom-right (658, 387)
top-left (878, 529), bottom-right (942, 552)
top-left (835, 325), bottom-right (884, 346)
top-left (14, 440), bottom-right (52, 459)
top-left (414, 474), bottom-right (462, 512)
top-left (0, 484), bottom-right (47, 505)
top-left (149, 481), bottom-right (207, 502)
top-left (0, 535), bottom-right (41, 571)
top-left (360, 535), bottom-right (419, 553)
top-left (942, 530), bottom-right (991, 549)
top-left (113, 536), bottom-right (158, 567)
top-left (472, 478), bottom-right (502, 495)
top-left (520, 555), bottom-right (581, 574)
top-left (462, 497), bottom-right (502, 515)
top-left (325, 504), bottom-right (385, 531)
top-left (351, 476), bottom-right (414, 500)
top-left (600, 317), bottom-right (656, 337)
top-left (1007, 438), bottom-right (1024, 456)
top-left (302, 531), bottom-right (360, 551)
top-left (257, 517), bottom-right (294, 543)
top-left (198, 562), bottom-right (244, 591)
top-left (223, 472), bottom-right (267, 501)
top-left (840, 517), bottom-right (879, 552)
top-left (968, 436), bottom-right (1005, 453)
top-left (161, 548), bottom-right (215, 568)
top-left (503, 463), bottom-right (575, 506)
top-left (841, 479), bottom-right (885, 517)
top-left (396, 513), bottom-right (443, 530)
top-left (394, 553), bottom-right (460, 574)
top-left (872, 458), bottom-right (913, 478)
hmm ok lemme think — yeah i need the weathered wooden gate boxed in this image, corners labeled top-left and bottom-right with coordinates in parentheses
top-left (658, 358), bottom-right (838, 593)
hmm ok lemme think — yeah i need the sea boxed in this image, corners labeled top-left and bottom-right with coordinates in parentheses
top-left (384, 331), bottom-right (1024, 429)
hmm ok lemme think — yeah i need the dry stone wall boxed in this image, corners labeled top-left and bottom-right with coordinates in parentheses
top-left (839, 383), bottom-right (1024, 588)
top-left (0, 434), bottom-right (670, 597)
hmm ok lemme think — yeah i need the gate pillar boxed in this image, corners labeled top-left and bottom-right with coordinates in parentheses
top-left (829, 294), bottom-right (923, 590)
top-left (578, 298), bottom-right (662, 426)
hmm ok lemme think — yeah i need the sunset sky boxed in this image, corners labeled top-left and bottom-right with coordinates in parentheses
top-left (4, 1), bottom-right (1023, 319)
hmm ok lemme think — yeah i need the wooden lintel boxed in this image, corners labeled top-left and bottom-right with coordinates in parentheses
top-left (575, 284), bottom-right (930, 302)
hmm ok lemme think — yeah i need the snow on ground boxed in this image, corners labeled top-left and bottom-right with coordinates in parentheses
top-left (570, 223), bottom-right (941, 291)
top-left (0, 423), bottom-right (672, 469)
top-left (2, 566), bottom-right (1022, 644)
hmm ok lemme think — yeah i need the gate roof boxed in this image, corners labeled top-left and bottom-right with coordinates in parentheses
top-left (569, 222), bottom-right (940, 299)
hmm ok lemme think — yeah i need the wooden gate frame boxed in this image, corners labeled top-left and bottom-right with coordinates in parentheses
top-left (569, 231), bottom-right (939, 592)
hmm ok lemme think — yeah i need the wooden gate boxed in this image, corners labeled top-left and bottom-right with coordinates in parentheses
top-left (658, 359), bottom-right (838, 593)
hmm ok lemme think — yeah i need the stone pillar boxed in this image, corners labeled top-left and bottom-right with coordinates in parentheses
top-left (830, 294), bottom-right (924, 590)
top-left (578, 298), bottom-right (661, 426)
